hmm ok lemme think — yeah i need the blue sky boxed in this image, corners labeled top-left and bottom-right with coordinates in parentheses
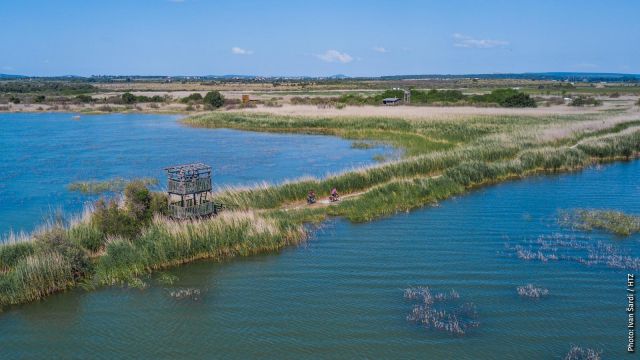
top-left (1, 0), bottom-right (638, 76)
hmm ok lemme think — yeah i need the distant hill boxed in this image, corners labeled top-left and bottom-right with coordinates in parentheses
top-left (377, 72), bottom-right (640, 82)
top-left (0, 74), bottom-right (28, 79)
top-left (2, 72), bottom-right (639, 83)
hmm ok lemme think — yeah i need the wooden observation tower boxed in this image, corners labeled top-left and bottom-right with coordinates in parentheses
top-left (164, 163), bottom-right (220, 219)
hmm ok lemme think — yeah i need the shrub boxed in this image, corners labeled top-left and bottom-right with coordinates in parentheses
top-left (76, 94), bottom-right (94, 103)
top-left (204, 91), bottom-right (225, 109)
top-left (337, 94), bottom-right (370, 105)
top-left (121, 92), bottom-right (137, 104)
top-left (33, 95), bottom-right (46, 103)
top-left (90, 182), bottom-right (163, 239)
top-left (420, 89), bottom-right (465, 103)
top-left (500, 92), bottom-right (537, 108)
top-left (471, 88), bottom-right (537, 107)
top-left (92, 199), bottom-right (139, 239)
top-left (150, 192), bottom-right (168, 215)
top-left (180, 93), bottom-right (203, 104)
top-left (124, 181), bottom-right (153, 222)
top-left (570, 96), bottom-right (602, 107)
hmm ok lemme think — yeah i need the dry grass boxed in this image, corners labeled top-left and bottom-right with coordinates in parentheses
top-left (228, 103), bottom-right (602, 120)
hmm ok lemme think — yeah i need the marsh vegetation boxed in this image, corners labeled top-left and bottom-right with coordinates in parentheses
top-left (2, 101), bottom-right (640, 309)
top-left (564, 345), bottom-right (602, 360)
top-left (516, 284), bottom-right (549, 299)
top-left (404, 286), bottom-right (479, 335)
top-left (505, 233), bottom-right (640, 270)
top-left (559, 209), bottom-right (640, 236)
top-left (68, 177), bottom-right (159, 194)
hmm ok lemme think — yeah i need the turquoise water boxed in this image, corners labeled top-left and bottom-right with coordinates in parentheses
top-left (0, 113), bottom-right (638, 359)
top-left (0, 113), bottom-right (391, 237)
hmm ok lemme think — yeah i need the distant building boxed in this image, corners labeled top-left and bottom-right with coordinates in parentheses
top-left (383, 97), bottom-right (401, 105)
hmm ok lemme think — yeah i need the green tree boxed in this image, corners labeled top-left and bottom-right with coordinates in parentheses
top-left (121, 92), bottom-right (137, 104)
top-left (204, 91), bottom-right (225, 109)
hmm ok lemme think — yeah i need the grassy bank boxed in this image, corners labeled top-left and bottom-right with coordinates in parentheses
top-left (1, 110), bottom-right (639, 310)
top-left (0, 202), bottom-right (305, 308)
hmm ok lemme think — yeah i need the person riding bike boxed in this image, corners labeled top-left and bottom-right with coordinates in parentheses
top-left (307, 190), bottom-right (317, 204)
top-left (329, 187), bottom-right (339, 202)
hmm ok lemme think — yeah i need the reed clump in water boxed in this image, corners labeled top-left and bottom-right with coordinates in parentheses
top-left (564, 345), bottom-right (602, 360)
top-left (168, 288), bottom-right (201, 300)
top-left (156, 272), bottom-right (178, 285)
top-left (68, 177), bottom-right (159, 194)
top-left (404, 286), bottom-right (478, 336)
top-left (559, 209), bottom-right (640, 236)
top-left (505, 233), bottom-right (640, 270)
top-left (350, 141), bottom-right (376, 149)
top-left (516, 284), bottom-right (549, 299)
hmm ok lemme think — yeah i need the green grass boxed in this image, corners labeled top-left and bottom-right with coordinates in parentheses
top-left (559, 209), bottom-right (640, 236)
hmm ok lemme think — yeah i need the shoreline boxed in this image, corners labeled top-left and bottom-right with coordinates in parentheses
top-left (1, 109), bottom-right (640, 310)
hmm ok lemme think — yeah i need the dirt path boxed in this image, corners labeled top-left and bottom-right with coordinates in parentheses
top-left (281, 174), bottom-right (443, 211)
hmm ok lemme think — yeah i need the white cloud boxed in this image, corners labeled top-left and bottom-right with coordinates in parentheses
top-left (231, 47), bottom-right (253, 55)
top-left (372, 46), bottom-right (388, 53)
top-left (453, 33), bottom-right (509, 48)
top-left (315, 49), bottom-right (353, 63)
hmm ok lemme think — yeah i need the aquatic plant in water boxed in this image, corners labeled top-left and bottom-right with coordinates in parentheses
top-left (350, 141), bottom-right (376, 149)
top-left (404, 286), bottom-right (478, 335)
top-left (169, 288), bottom-right (201, 301)
top-left (156, 273), bottom-right (178, 286)
top-left (505, 233), bottom-right (640, 271)
top-left (558, 209), bottom-right (640, 236)
top-left (68, 177), bottom-right (159, 194)
top-left (564, 345), bottom-right (602, 360)
top-left (516, 284), bottom-right (549, 299)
